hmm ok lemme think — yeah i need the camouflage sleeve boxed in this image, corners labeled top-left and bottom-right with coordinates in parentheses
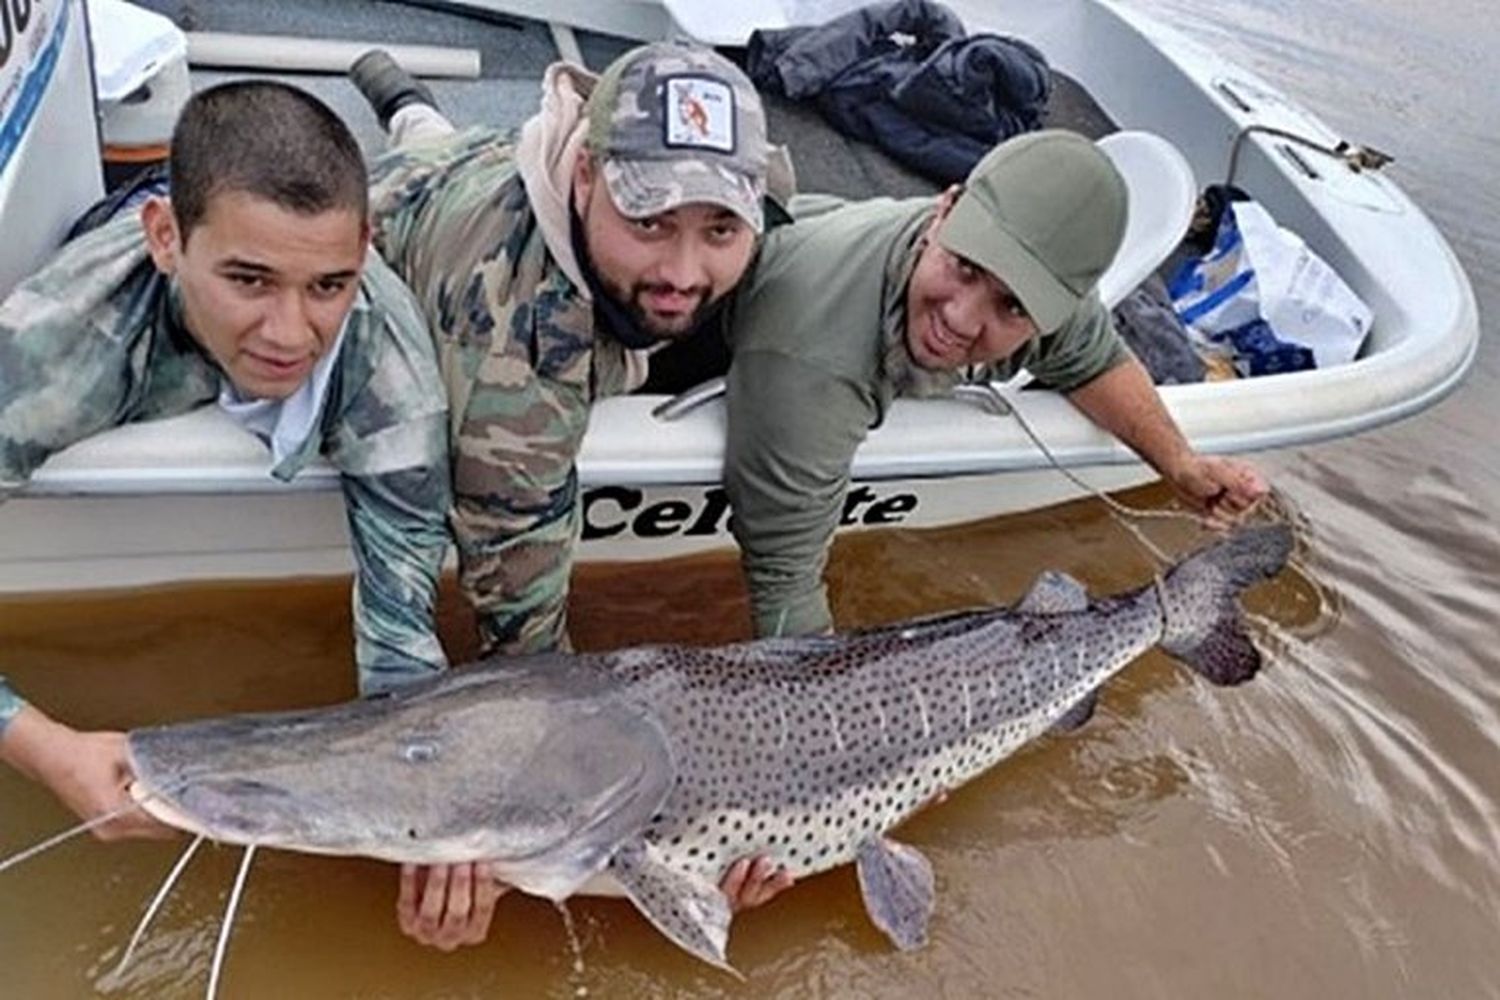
top-left (340, 457), bottom-right (452, 695)
top-left (0, 675), bottom-right (24, 738)
top-left (326, 257), bottom-right (454, 694)
top-left (368, 129), bottom-right (582, 656)
top-left (0, 218), bottom-right (172, 497)
top-left (450, 345), bottom-right (588, 657)
top-left (0, 288), bottom-right (132, 498)
top-left (725, 349), bottom-right (875, 637)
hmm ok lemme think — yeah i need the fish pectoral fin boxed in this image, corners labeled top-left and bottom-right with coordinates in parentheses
top-left (1050, 688), bottom-right (1100, 733)
top-left (1016, 570), bottom-right (1090, 614)
top-left (609, 839), bottom-right (739, 977)
top-left (855, 836), bottom-right (935, 951)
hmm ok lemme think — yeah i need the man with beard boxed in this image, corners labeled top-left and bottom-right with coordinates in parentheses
top-left (351, 44), bottom-right (788, 949)
top-left (358, 42), bottom-right (765, 661)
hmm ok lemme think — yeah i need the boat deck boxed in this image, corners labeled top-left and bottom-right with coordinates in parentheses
top-left (133, 0), bottom-right (1117, 205)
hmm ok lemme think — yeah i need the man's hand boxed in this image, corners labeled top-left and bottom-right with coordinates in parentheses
top-left (720, 855), bottom-right (795, 912)
top-left (1166, 455), bottom-right (1268, 530)
top-left (0, 707), bottom-right (176, 841)
top-left (1065, 360), bottom-right (1269, 532)
top-left (397, 862), bottom-right (509, 950)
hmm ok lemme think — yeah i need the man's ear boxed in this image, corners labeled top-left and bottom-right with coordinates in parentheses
top-left (934, 184), bottom-right (964, 219)
top-left (140, 196), bottom-right (180, 275)
top-left (571, 149), bottom-right (596, 210)
top-left (921, 185), bottom-right (965, 243)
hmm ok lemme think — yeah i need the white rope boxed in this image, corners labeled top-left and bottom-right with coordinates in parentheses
top-left (0, 786), bottom-right (179, 875)
top-left (108, 834), bottom-right (207, 983)
top-left (961, 382), bottom-right (1304, 636)
top-left (963, 382), bottom-right (1189, 569)
top-left (206, 844), bottom-right (258, 1000)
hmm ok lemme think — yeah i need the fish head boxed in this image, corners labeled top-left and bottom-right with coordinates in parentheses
top-left (127, 658), bottom-right (675, 893)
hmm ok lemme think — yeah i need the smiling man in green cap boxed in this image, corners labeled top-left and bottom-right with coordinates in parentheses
top-left (724, 129), bottom-right (1268, 638)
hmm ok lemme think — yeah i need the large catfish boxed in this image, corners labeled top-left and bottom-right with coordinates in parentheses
top-left (122, 525), bottom-right (1292, 971)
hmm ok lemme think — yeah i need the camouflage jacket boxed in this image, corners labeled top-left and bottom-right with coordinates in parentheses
top-left (369, 126), bottom-right (642, 657)
top-left (0, 213), bottom-right (452, 701)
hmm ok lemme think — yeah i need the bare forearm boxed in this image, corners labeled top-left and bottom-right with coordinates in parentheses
top-left (1067, 357), bottom-right (1269, 524)
top-left (0, 704), bottom-right (58, 780)
top-left (0, 702), bottom-right (176, 840)
top-left (1067, 358), bottom-right (1194, 479)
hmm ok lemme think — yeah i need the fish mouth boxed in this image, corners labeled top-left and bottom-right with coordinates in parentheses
top-left (131, 781), bottom-right (206, 836)
top-left (129, 778), bottom-right (317, 847)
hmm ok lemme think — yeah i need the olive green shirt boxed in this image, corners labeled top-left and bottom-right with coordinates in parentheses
top-left (724, 195), bottom-right (1130, 637)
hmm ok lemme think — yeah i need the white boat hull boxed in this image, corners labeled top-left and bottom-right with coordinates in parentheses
top-left (0, 0), bottom-right (1479, 593)
top-left (0, 458), bottom-right (1155, 592)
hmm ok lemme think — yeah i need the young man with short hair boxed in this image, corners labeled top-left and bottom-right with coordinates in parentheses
top-left (724, 130), bottom-right (1268, 638)
top-left (0, 81), bottom-right (452, 839)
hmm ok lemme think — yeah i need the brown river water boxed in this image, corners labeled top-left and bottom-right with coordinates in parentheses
top-left (3, 0), bottom-right (1499, 996)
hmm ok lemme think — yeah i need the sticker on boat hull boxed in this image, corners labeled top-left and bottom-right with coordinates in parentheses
top-left (1, 0), bottom-right (68, 178)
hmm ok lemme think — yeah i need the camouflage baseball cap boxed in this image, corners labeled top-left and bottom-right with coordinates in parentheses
top-left (587, 42), bottom-right (768, 233)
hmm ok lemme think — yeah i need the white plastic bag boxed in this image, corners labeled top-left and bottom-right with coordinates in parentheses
top-left (1170, 199), bottom-right (1372, 369)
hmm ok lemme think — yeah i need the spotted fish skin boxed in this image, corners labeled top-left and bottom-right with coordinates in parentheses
top-left (607, 601), bottom-right (1159, 883)
top-left (605, 526), bottom-right (1289, 891)
top-left (125, 526), bottom-right (1291, 970)
top-left (602, 523), bottom-right (1290, 960)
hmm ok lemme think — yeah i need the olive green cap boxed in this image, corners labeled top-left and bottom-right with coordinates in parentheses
top-left (937, 130), bottom-right (1126, 334)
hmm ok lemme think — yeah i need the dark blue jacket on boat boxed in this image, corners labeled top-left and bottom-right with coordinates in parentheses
top-left (747, 0), bottom-right (1052, 184)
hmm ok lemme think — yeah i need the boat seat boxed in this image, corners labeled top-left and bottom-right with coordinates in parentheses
top-left (1094, 130), bottom-right (1197, 308)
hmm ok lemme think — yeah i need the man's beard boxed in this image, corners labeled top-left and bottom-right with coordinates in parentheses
top-left (607, 278), bottom-right (713, 340)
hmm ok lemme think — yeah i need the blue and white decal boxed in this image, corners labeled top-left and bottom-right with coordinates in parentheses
top-left (0, 0), bottom-right (70, 178)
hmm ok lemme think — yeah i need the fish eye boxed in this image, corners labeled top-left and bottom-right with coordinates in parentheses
top-left (402, 741), bottom-right (439, 764)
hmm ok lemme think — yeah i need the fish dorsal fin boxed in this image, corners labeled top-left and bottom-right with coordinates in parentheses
top-left (1016, 571), bottom-right (1090, 615)
top-left (855, 837), bottom-right (935, 950)
top-left (609, 839), bottom-right (739, 976)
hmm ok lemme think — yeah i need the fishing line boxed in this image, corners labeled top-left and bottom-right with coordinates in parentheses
top-left (0, 784), bottom-right (182, 875)
top-left (972, 380), bottom-right (1338, 641)
top-left (961, 381), bottom-right (1294, 566)
top-left (107, 834), bottom-right (207, 984)
top-left (206, 843), bottom-right (258, 1000)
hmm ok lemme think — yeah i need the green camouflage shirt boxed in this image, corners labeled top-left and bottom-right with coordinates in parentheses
top-left (0, 212), bottom-right (452, 716)
top-left (369, 126), bottom-right (640, 656)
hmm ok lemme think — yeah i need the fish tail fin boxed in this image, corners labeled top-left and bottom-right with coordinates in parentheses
top-left (1158, 525), bottom-right (1293, 685)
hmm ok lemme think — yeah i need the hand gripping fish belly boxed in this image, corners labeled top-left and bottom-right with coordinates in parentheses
top-left (118, 525), bottom-right (1290, 972)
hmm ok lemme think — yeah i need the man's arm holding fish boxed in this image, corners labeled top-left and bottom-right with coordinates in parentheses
top-left (321, 276), bottom-right (454, 695)
top-left (0, 262), bottom-right (193, 842)
top-left (0, 693), bottom-right (174, 840)
top-left (724, 350), bottom-right (874, 638)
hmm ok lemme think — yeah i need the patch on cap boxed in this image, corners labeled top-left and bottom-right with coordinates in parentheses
top-left (664, 76), bottom-right (735, 153)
